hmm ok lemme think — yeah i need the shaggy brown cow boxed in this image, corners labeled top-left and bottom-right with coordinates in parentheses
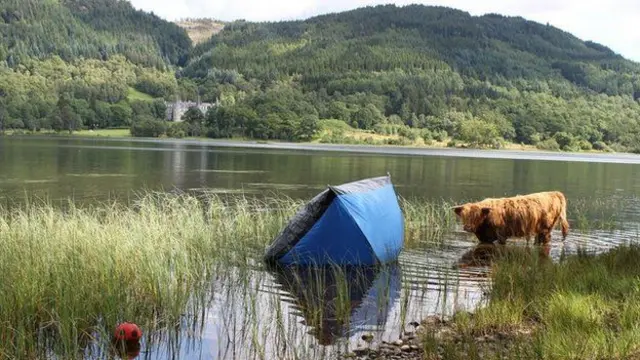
top-left (452, 191), bottom-right (569, 245)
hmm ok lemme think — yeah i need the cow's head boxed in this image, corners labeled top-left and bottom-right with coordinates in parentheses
top-left (453, 204), bottom-right (491, 233)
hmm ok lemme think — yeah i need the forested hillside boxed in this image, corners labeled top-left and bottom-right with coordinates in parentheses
top-left (2, 2), bottom-right (640, 152)
top-left (0, 0), bottom-right (188, 133)
top-left (180, 4), bottom-right (640, 152)
top-left (0, 0), bottom-right (191, 67)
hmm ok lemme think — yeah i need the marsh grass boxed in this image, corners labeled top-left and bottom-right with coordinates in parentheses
top-left (400, 197), bottom-right (457, 247)
top-left (423, 243), bottom-right (640, 360)
top-left (569, 196), bottom-right (627, 232)
top-left (0, 191), bottom-right (448, 359)
top-left (0, 190), bottom-right (630, 359)
top-left (0, 192), bottom-right (299, 358)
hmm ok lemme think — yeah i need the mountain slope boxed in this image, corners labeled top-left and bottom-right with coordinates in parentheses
top-left (0, 0), bottom-right (192, 68)
top-left (184, 4), bottom-right (639, 96)
top-left (177, 4), bottom-right (640, 151)
top-left (0, 0), bottom-right (186, 133)
top-left (1, 3), bottom-right (640, 152)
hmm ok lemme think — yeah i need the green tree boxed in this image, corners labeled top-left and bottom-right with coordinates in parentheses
top-left (296, 115), bottom-right (320, 141)
top-left (70, 99), bottom-right (94, 129)
top-left (455, 119), bottom-right (501, 148)
top-left (94, 101), bottom-right (113, 128)
top-left (351, 104), bottom-right (385, 130)
top-left (110, 103), bottom-right (133, 127)
top-left (181, 107), bottom-right (205, 124)
top-left (0, 97), bottom-right (7, 134)
top-left (56, 93), bottom-right (82, 133)
top-left (130, 116), bottom-right (168, 137)
top-left (553, 132), bottom-right (576, 151)
top-left (182, 107), bottom-right (206, 137)
top-left (150, 100), bottom-right (168, 120)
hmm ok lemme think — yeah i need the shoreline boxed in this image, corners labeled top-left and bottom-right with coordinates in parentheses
top-left (345, 244), bottom-right (640, 360)
top-left (5, 132), bottom-right (640, 165)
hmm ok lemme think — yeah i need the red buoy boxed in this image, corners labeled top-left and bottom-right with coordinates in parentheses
top-left (113, 322), bottom-right (142, 342)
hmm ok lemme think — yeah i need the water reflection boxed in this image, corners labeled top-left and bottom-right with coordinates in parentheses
top-left (454, 242), bottom-right (552, 269)
top-left (111, 340), bottom-right (141, 360)
top-left (267, 264), bottom-right (401, 346)
top-left (3, 137), bottom-right (640, 215)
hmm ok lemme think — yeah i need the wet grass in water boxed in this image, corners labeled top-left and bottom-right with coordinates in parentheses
top-left (569, 196), bottom-right (628, 232)
top-left (0, 192), bottom-right (450, 359)
top-left (0, 191), bottom-right (630, 359)
top-left (422, 243), bottom-right (640, 359)
top-left (401, 197), bottom-right (457, 247)
top-left (0, 193), bottom-right (297, 358)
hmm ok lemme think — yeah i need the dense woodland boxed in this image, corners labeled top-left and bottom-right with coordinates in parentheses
top-left (1, 1), bottom-right (640, 152)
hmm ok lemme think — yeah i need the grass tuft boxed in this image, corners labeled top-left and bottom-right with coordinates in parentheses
top-left (423, 243), bottom-right (640, 360)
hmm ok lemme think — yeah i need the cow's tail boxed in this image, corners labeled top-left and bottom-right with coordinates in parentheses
top-left (559, 193), bottom-right (569, 240)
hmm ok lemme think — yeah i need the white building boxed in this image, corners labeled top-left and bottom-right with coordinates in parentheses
top-left (165, 98), bottom-right (217, 122)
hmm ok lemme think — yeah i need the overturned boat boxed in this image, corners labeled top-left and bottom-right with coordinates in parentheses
top-left (263, 175), bottom-right (405, 266)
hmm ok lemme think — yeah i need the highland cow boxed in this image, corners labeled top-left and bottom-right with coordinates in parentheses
top-left (452, 191), bottom-right (569, 245)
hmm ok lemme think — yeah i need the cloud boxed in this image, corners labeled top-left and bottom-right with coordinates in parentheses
top-left (128, 0), bottom-right (640, 61)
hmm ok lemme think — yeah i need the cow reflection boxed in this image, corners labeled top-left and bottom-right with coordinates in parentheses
top-left (267, 264), bottom-right (400, 345)
top-left (456, 243), bottom-right (551, 269)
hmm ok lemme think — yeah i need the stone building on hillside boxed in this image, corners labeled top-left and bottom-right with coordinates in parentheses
top-left (165, 97), bottom-right (217, 122)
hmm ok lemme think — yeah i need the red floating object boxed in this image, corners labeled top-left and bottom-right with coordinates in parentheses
top-left (114, 322), bottom-right (142, 342)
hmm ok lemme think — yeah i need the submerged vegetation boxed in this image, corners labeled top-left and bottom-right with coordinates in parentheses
top-left (0, 193), bottom-right (635, 357)
top-left (0, 192), bottom-right (455, 358)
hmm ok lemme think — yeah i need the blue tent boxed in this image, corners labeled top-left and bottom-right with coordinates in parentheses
top-left (263, 175), bottom-right (405, 266)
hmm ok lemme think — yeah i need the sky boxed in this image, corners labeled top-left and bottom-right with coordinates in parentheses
top-left (129, 0), bottom-right (640, 62)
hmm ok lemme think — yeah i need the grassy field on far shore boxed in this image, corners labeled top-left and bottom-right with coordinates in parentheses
top-left (0, 127), bottom-right (574, 154)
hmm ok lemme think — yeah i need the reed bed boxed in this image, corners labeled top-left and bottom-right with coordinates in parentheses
top-left (0, 191), bottom-right (452, 359)
top-left (568, 196), bottom-right (628, 232)
top-left (400, 197), bottom-right (457, 247)
top-left (0, 190), bottom-right (629, 359)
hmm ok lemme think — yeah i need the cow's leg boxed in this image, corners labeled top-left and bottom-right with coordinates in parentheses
top-left (535, 230), bottom-right (552, 245)
top-left (534, 215), bottom-right (553, 245)
top-left (539, 243), bottom-right (551, 257)
top-left (475, 232), bottom-right (495, 244)
top-left (495, 231), bottom-right (507, 245)
top-left (474, 222), bottom-right (498, 244)
top-left (534, 233), bottom-right (543, 245)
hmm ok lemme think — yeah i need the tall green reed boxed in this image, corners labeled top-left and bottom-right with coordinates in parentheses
top-left (0, 191), bottom-right (450, 359)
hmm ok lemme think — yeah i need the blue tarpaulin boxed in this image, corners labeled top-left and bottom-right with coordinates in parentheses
top-left (263, 175), bottom-right (405, 266)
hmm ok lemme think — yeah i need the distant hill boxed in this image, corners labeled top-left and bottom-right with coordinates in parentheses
top-left (178, 4), bottom-right (640, 151)
top-left (184, 4), bottom-right (639, 96)
top-left (0, 0), bottom-right (188, 133)
top-left (2, 3), bottom-right (640, 152)
top-left (0, 0), bottom-right (192, 68)
top-left (175, 18), bottom-right (225, 45)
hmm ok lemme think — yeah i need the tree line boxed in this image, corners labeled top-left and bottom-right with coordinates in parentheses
top-left (2, 2), bottom-right (640, 153)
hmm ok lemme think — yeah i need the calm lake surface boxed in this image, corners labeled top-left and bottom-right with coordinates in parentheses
top-left (2, 136), bottom-right (640, 359)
